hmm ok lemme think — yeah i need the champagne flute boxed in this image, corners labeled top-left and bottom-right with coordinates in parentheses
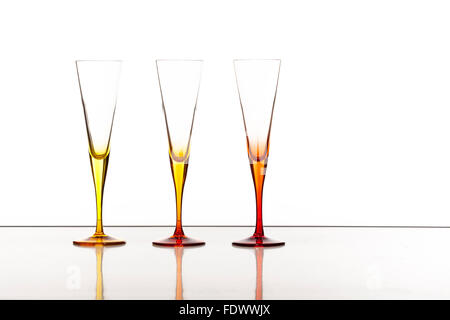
top-left (153, 59), bottom-right (205, 247)
top-left (73, 60), bottom-right (125, 246)
top-left (233, 59), bottom-right (285, 247)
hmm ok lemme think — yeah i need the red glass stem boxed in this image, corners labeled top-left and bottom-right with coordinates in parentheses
top-left (250, 160), bottom-right (267, 238)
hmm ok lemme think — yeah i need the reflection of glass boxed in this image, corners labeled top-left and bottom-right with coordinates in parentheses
top-left (156, 245), bottom-right (203, 299)
top-left (232, 59), bottom-right (285, 247)
top-left (255, 247), bottom-right (263, 300)
top-left (73, 60), bottom-right (125, 246)
top-left (153, 60), bottom-right (205, 247)
top-left (175, 247), bottom-right (184, 300)
top-left (77, 243), bottom-right (123, 300)
top-left (95, 245), bottom-right (104, 300)
top-left (236, 246), bottom-right (266, 299)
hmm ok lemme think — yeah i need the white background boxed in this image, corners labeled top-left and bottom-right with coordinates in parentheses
top-left (0, 0), bottom-right (450, 226)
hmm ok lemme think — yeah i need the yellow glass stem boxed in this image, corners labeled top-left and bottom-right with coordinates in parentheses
top-left (170, 157), bottom-right (188, 237)
top-left (89, 151), bottom-right (109, 236)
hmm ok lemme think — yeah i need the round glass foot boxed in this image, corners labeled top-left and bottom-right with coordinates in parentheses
top-left (232, 235), bottom-right (285, 247)
top-left (153, 235), bottom-right (205, 247)
top-left (73, 235), bottom-right (126, 246)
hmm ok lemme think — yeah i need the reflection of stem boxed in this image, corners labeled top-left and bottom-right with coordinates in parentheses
top-left (255, 247), bottom-right (264, 300)
top-left (90, 153), bottom-right (109, 236)
top-left (95, 245), bottom-right (104, 300)
top-left (251, 161), bottom-right (267, 238)
top-left (175, 246), bottom-right (184, 300)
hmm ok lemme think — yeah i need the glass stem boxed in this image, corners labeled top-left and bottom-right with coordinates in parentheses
top-left (171, 159), bottom-right (187, 237)
top-left (251, 160), bottom-right (267, 238)
top-left (174, 186), bottom-right (184, 236)
top-left (90, 153), bottom-right (109, 236)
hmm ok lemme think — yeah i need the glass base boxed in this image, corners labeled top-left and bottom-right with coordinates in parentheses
top-left (153, 235), bottom-right (205, 247)
top-left (73, 234), bottom-right (126, 247)
top-left (232, 235), bottom-right (285, 247)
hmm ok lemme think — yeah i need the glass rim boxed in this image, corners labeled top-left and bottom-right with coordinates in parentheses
top-left (75, 59), bottom-right (122, 63)
top-left (156, 59), bottom-right (203, 62)
top-left (233, 58), bottom-right (281, 62)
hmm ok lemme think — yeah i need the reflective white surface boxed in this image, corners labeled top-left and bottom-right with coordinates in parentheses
top-left (1, 226), bottom-right (450, 299)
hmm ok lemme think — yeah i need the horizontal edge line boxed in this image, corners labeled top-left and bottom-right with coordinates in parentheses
top-left (0, 225), bottom-right (450, 229)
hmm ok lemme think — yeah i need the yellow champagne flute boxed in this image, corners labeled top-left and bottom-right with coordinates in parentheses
top-left (153, 59), bottom-right (205, 247)
top-left (73, 60), bottom-right (125, 246)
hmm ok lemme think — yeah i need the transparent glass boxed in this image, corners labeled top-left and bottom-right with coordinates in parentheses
top-left (73, 60), bottom-right (125, 246)
top-left (232, 59), bottom-right (285, 247)
top-left (153, 60), bottom-right (205, 247)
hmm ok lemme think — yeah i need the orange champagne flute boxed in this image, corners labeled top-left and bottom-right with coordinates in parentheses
top-left (233, 59), bottom-right (285, 247)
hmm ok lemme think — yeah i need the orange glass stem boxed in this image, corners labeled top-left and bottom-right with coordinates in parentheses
top-left (171, 158), bottom-right (188, 237)
top-left (250, 160), bottom-right (267, 238)
top-left (153, 153), bottom-right (203, 247)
